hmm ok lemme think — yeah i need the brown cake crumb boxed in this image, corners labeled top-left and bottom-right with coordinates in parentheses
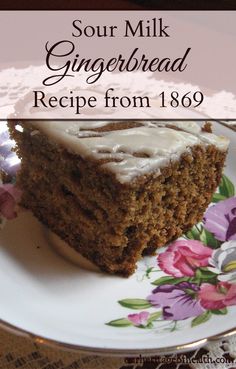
top-left (202, 121), bottom-right (212, 133)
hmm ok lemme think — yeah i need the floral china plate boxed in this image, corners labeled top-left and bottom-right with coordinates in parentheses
top-left (0, 122), bottom-right (236, 356)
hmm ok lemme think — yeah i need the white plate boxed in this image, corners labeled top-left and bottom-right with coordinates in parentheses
top-left (0, 122), bottom-right (236, 356)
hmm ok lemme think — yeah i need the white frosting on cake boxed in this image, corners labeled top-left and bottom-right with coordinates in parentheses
top-left (19, 121), bottom-right (229, 183)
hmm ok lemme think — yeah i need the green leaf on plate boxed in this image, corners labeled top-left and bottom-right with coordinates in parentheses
top-left (146, 322), bottom-right (154, 329)
top-left (219, 175), bottom-right (235, 198)
top-left (145, 267), bottom-right (154, 279)
top-left (106, 318), bottom-right (132, 327)
top-left (211, 308), bottom-right (228, 315)
top-left (118, 298), bottom-right (152, 310)
top-left (211, 193), bottom-right (227, 203)
top-left (148, 311), bottom-right (162, 322)
top-left (199, 228), bottom-right (221, 249)
top-left (185, 225), bottom-right (201, 241)
top-left (191, 311), bottom-right (212, 327)
top-left (193, 268), bottom-right (217, 284)
top-left (152, 276), bottom-right (189, 286)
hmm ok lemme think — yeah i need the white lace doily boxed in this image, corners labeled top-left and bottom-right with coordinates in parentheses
top-left (1, 65), bottom-right (236, 119)
top-left (0, 326), bottom-right (236, 369)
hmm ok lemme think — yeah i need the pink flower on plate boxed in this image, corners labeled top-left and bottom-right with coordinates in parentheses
top-left (198, 282), bottom-right (236, 310)
top-left (127, 311), bottom-right (150, 327)
top-left (158, 240), bottom-right (213, 278)
top-left (0, 184), bottom-right (22, 220)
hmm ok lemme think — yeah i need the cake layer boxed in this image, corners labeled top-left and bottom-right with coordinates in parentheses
top-left (8, 121), bottom-right (229, 275)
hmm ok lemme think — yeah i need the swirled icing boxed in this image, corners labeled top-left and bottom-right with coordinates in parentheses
top-left (17, 121), bottom-right (229, 183)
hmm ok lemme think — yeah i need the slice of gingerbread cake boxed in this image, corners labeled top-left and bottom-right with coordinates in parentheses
top-left (8, 121), bottom-right (229, 276)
